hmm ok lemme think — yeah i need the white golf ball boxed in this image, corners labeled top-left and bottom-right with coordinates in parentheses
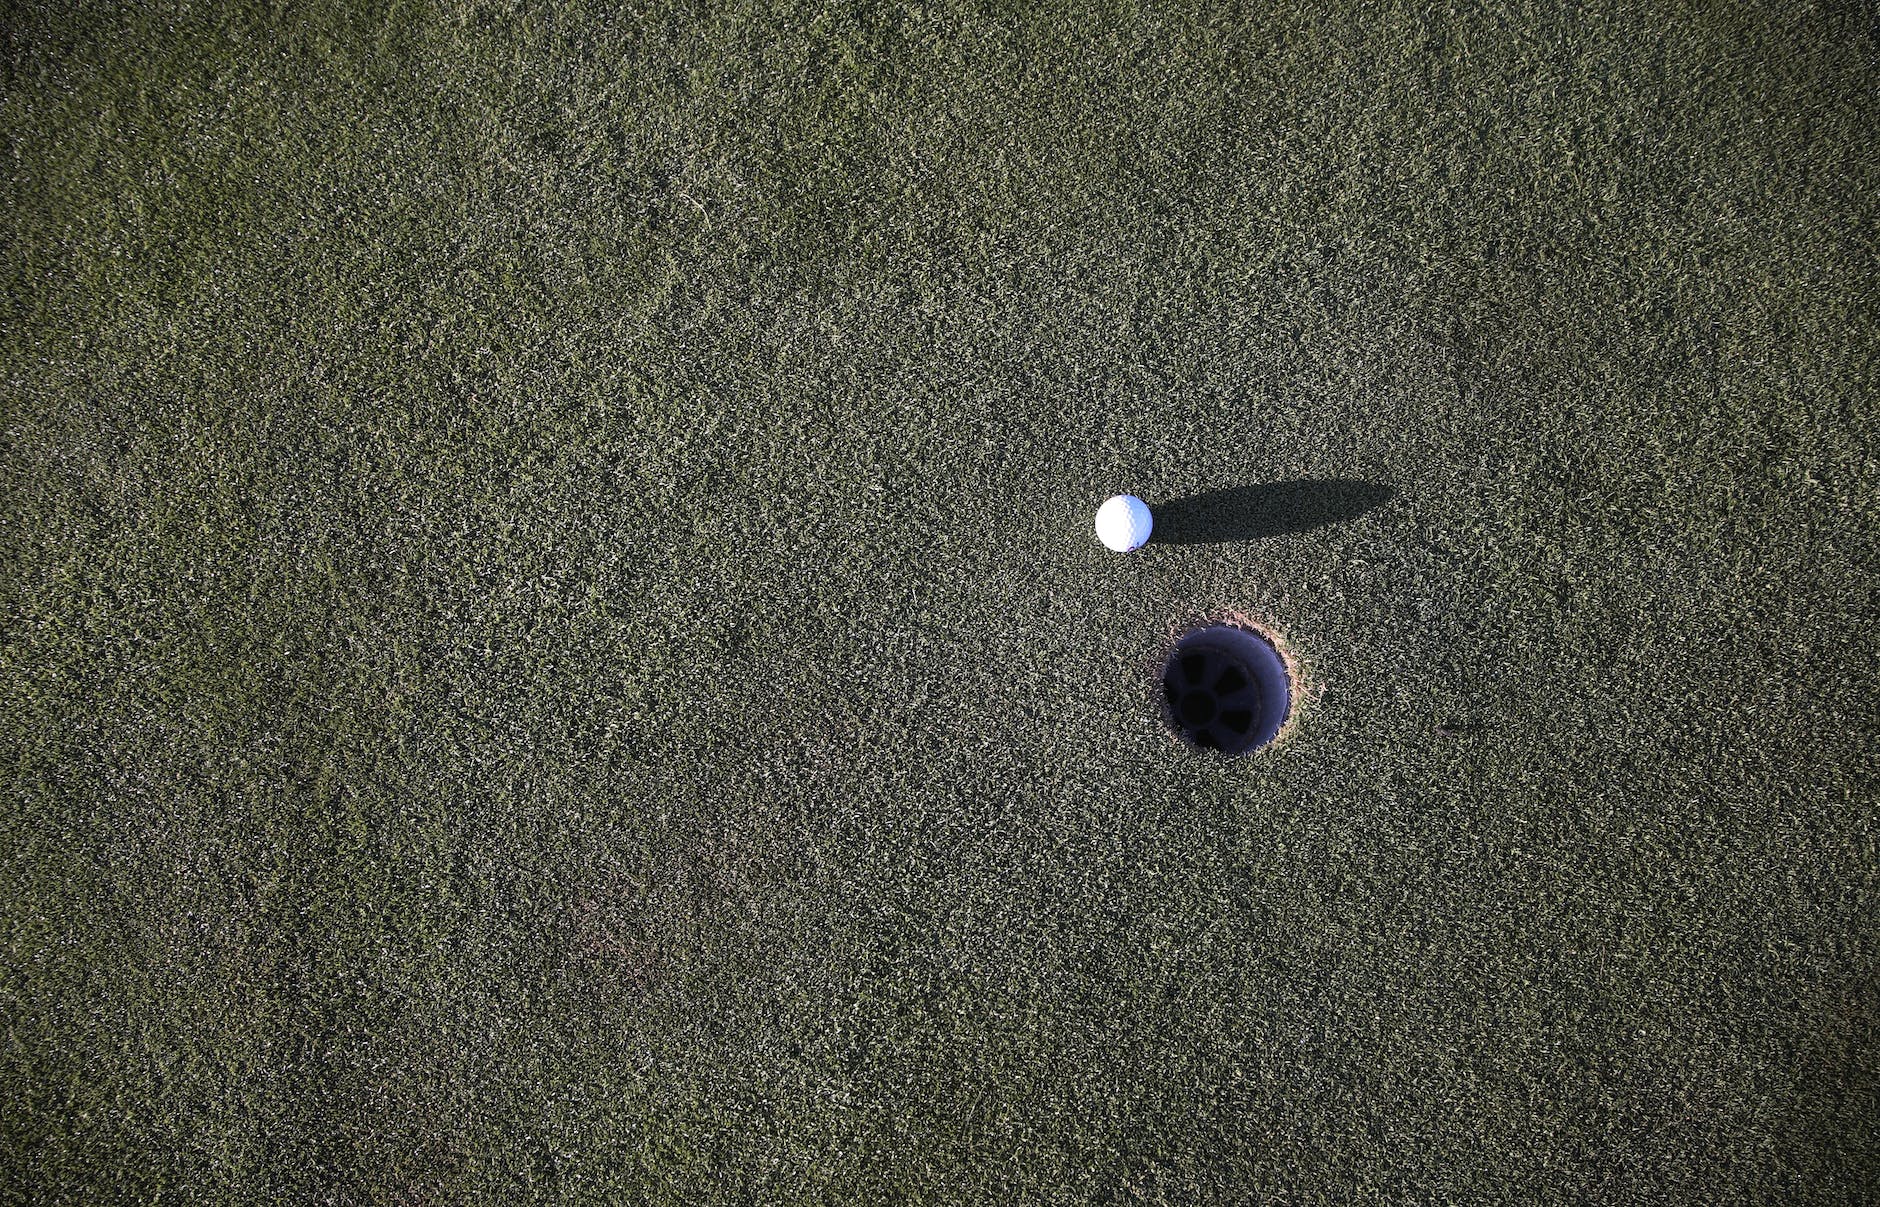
top-left (1096, 494), bottom-right (1153, 552)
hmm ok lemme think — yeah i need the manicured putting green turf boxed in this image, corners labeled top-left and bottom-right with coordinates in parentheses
top-left (4, 1), bottom-right (1877, 1201)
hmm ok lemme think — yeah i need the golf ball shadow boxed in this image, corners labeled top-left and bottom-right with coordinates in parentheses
top-left (1161, 624), bottom-right (1292, 755)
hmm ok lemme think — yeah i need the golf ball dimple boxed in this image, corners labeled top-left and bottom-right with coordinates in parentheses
top-left (1096, 495), bottom-right (1153, 552)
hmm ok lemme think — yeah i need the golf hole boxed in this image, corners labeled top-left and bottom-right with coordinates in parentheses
top-left (1161, 623), bottom-right (1292, 755)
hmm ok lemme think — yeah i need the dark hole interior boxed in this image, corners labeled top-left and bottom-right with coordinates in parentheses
top-left (1180, 691), bottom-right (1216, 724)
top-left (1162, 625), bottom-right (1291, 755)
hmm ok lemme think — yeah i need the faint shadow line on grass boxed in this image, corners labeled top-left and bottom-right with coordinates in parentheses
top-left (1150, 479), bottom-right (1395, 545)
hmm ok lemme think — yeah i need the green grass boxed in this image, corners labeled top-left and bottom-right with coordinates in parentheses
top-left (4, 0), bottom-right (1877, 1201)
